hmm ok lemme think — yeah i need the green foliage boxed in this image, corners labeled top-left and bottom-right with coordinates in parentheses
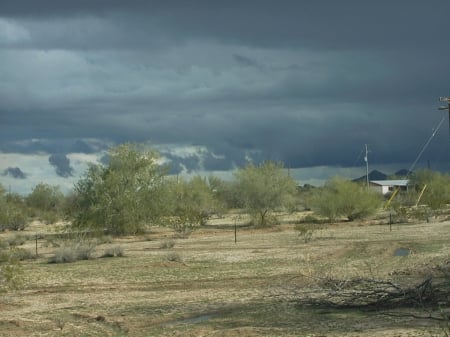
top-left (26, 183), bottom-right (65, 223)
top-left (0, 185), bottom-right (28, 231)
top-left (0, 246), bottom-right (24, 292)
top-left (309, 177), bottom-right (382, 222)
top-left (71, 143), bottom-right (167, 235)
top-left (163, 176), bottom-right (218, 234)
top-left (207, 175), bottom-right (239, 210)
top-left (233, 161), bottom-right (298, 226)
top-left (411, 170), bottom-right (450, 210)
top-left (294, 223), bottom-right (314, 243)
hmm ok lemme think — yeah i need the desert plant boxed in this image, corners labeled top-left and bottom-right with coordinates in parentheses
top-left (6, 234), bottom-right (28, 247)
top-left (232, 161), bottom-right (298, 226)
top-left (164, 252), bottom-right (182, 263)
top-left (13, 248), bottom-right (37, 261)
top-left (410, 170), bottom-right (450, 210)
top-left (294, 223), bottom-right (314, 243)
top-left (0, 247), bottom-right (24, 292)
top-left (101, 245), bottom-right (124, 258)
top-left (159, 239), bottom-right (176, 249)
top-left (49, 243), bottom-right (96, 263)
top-left (162, 176), bottom-right (218, 234)
top-left (309, 177), bottom-right (382, 223)
top-left (71, 143), bottom-right (168, 235)
top-left (26, 183), bottom-right (65, 224)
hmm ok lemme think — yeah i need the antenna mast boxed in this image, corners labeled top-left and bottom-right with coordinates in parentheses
top-left (364, 144), bottom-right (369, 190)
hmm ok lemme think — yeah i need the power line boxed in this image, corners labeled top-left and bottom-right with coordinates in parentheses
top-left (408, 113), bottom-right (446, 174)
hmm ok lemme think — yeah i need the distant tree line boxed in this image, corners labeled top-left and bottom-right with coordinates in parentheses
top-left (2, 143), bottom-right (450, 237)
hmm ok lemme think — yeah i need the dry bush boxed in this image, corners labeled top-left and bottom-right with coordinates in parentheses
top-left (164, 252), bottom-right (182, 263)
top-left (101, 245), bottom-right (124, 258)
top-left (49, 243), bottom-right (96, 263)
top-left (159, 239), bottom-right (176, 249)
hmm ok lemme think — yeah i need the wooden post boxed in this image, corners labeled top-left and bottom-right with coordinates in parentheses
top-left (389, 213), bottom-right (392, 232)
top-left (234, 219), bottom-right (237, 244)
top-left (35, 233), bottom-right (38, 256)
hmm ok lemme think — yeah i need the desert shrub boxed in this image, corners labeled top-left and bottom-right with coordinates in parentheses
top-left (172, 227), bottom-right (193, 239)
top-left (12, 248), bottom-right (36, 261)
top-left (162, 176), bottom-right (219, 235)
top-left (71, 144), bottom-right (167, 235)
top-left (0, 205), bottom-right (28, 231)
top-left (232, 161), bottom-right (298, 226)
top-left (159, 239), bottom-right (176, 249)
top-left (7, 234), bottom-right (28, 247)
top-left (411, 170), bottom-right (450, 210)
top-left (75, 244), bottom-right (96, 260)
top-left (0, 248), bottom-right (23, 292)
top-left (0, 240), bottom-right (8, 250)
top-left (49, 243), bottom-right (96, 263)
top-left (101, 245), bottom-right (124, 258)
top-left (49, 247), bottom-right (76, 263)
top-left (164, 252), bottom-right (182, 263)
top-left (309, 177), bottom-right (382, 223)
top-left (39, 211), bottom-right (59, 225)
top-left (96, 235), bottom-right (113, 245)
top-left (294, 223), bottom-right (314, 243)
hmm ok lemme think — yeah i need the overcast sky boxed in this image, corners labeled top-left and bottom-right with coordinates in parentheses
top-left (1, 1), bottom-right (450, 193)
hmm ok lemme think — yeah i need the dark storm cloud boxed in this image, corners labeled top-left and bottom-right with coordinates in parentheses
top-left (2, 167), bottom-right (27, 179)
top-left (48, 154), bottom-right (74, 178)
top-left (1, 0), bottom-right (450, 181)
top-left (1, 1), bottom-right (448, 53)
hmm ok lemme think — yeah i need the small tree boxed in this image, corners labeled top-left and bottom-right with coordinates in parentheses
top-left (233, 161), bottom-right (298, 226)
top-left (26, 183), bottom-right (65, 224)
top-left (163, 176), bottom-right (219, 235)
top-left (411, 170), bottom-right (450, 210)
top-left (309, 177), bottom-right (382, 222)
top-left (71, 143), bottom-right (167, 235)
top-left (0, 241), bottom-right (23, 292)
top-left (0, 185), bottom-right (28, 231)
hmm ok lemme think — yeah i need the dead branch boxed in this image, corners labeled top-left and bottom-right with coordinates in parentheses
top-left (294, 275), bottom-right (435, 309)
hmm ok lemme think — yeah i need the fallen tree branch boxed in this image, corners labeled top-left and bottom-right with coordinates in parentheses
top-left (294, 275), bottom-right (435, 309)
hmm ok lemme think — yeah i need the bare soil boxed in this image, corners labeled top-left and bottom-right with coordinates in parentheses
top-left (1, 214), bottom-right (450, 336)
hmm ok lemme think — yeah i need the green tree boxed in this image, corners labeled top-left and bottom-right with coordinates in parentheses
top-left (0, 185), bottom-right (27, 231)
top-left (0, 246), bottom-right (23, 292)
top-left (26, 183), bottom-right (65, 224)
top-left (309, 177), bottom-right (382, 222)
top-left (26, 183), bottom-right (64, 212)
top-left (163, 176), bottom-right (218, 235)
top-left (233, 161), bottom-right (298, 226)
top-left (71, 143), bottom-right (167, 235)
top-left (411, 170), bottom-right (450, 210)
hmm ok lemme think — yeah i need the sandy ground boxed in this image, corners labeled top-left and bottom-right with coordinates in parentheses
top-left (0, 214), bottom-right (449, 336)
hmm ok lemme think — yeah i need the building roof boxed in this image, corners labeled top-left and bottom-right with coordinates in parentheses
top-left (370, 179), bottom-right (409, 187)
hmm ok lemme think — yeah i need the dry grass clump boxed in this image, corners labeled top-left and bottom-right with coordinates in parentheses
top-left (164, 252), bottom-right (182, 262)
top-left (49, 243), bottom-right (96, 263)
top-left (159, 239), bottom-right (176, 249)
top-left (101, 245), bottom-right (124, 258)
top-left (6, 234), bottom-right (28, 247)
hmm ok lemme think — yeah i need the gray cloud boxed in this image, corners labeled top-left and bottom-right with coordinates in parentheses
top-left (2, 167), bottom-right (27, 179)
top-left (1, 1), bottom-right (450, 189)
top-left (48, 154), bottom-right (74, 178)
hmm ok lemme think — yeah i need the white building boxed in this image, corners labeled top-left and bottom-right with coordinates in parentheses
top-left (369, 179), bottom-right (409, 195)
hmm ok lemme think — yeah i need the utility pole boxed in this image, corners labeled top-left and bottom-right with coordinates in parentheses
top-left (364, 144), bottom-right (369, 190)
top-left (439, 97), bottom-right (450, 137)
